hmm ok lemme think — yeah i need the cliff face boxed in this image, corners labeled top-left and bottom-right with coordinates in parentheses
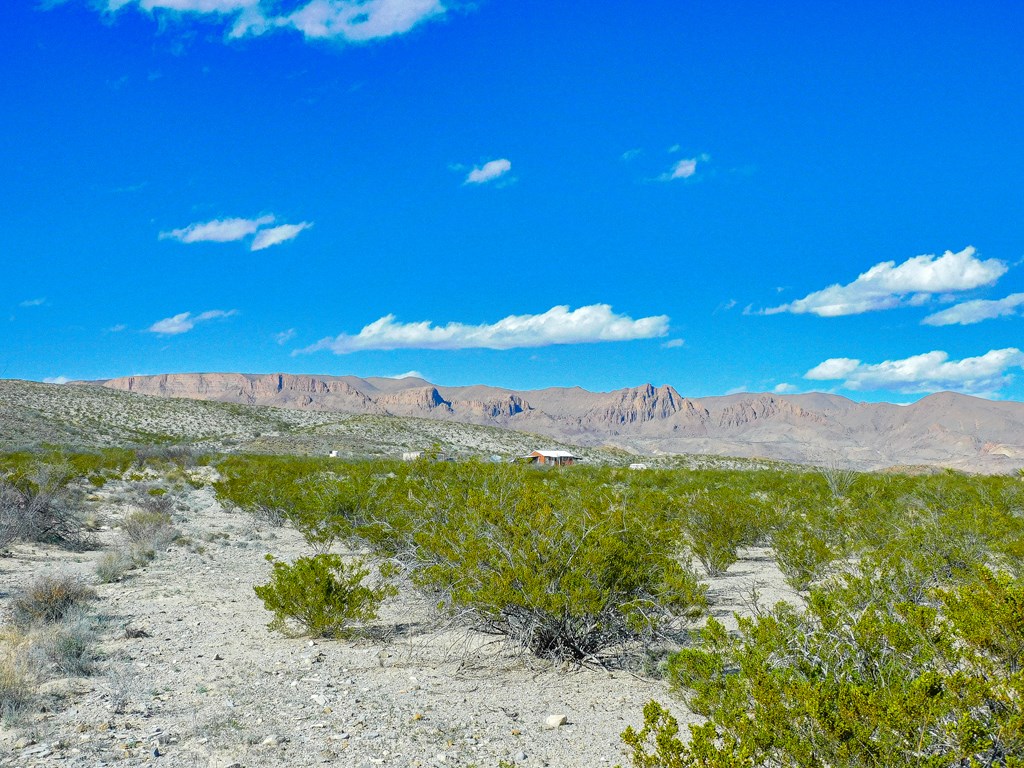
top-left (91, 372), bottom-right (1024, 472)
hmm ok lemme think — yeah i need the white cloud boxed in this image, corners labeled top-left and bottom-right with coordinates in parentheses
top-left (133, 0), bottom-right (257, 11)
top-left (766, 246), bottom-right (1006, 317)
top-left (804, 347), bottom-right (1024, 395)
top-left (298, 304), bottom-right (670, 354)
top-left (160, 215), bottom-right (274, 244)
top-left (773, 382), bottom-right (798, 394)
top-left (43, 376), bottom-right (70, 385)
top-left (109, 324), bottom-right (128, 332)
top-left (104, 0), bottom-right (446, 43)
top-left (661, 338), bottom-right (685, 349)
top-left (465, 158), bottom-right (512, 185)
top-left (621, 148), bottom-right (643, 161)
top-left (724, 385), bottom-right (750, 396)
top-left (19, 298), bottom-right (46, 307)
top-left (274, 328), bottom-right (296, 345)
top-left (922, 293), bottom-right (1024, 326)
top-left (251, 222), bottom-right (313, 251)
top-left (148, 309), bottom-right (237, 335)
top-left (280, 0), bottom-right (444, 41)
top-left (665, 158), bottom-right (697, 180)
top-left (388, 370), bottom-right (425, 379)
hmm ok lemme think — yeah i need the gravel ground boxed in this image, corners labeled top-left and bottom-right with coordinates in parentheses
top-left (0, 477), bottom-right (794, 768)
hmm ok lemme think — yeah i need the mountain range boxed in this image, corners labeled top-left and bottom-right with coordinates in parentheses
top-left (82, 373), bottom-right (1024, 473)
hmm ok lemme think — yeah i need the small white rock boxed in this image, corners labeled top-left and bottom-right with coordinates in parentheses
top-left (545, 714), bottom-right (568, 728)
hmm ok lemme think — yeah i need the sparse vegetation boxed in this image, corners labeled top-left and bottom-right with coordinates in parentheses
top-left (10, 574), bottom-right (96, 628)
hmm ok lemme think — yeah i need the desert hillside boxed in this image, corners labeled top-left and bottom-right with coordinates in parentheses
top-left (89, 373), bottom-right (1024, 472)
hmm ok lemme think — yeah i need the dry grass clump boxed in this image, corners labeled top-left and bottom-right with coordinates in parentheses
top-left (0, 640), bottom-right (35, 724)
top-left (10, 574), bottom-right (97, 628)
top-left (29, 609), bottom-right (100, 677)
top-left (95, 549), bottom-right (134, 583)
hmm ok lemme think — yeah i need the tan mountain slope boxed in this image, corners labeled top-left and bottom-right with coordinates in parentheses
top-left (91, 373), bottom-right (1024, 472)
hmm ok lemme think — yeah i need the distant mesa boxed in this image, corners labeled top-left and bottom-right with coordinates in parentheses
top-left (75, 372), bottom-right (1024, 473)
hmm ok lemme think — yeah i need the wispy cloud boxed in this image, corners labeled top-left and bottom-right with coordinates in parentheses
top-left (160, 216), bottom-right (274, 244)
top-left (465, 158), bottom-right (512, 185)
top-left (621, 148), bottom-right (643, 161)
top-left (661, 338), bottom-right (685, 349)
top-left (148, 309), bottom-right (237, 336)
top-left (922, 293), bottom-right (1024, 326)
top-left (773, 382), bottom-right (798, 394)
top-left (277, 0), bottom-right (444, 41)
top-left (804, 347), bottom-right (1024, 396)
top-left (20, 298), bottom-right (46, 307)
top-left (297, 304), bottom-right (670, 354)
top-left (99, 0), bottom-right (446, 44)
top-left (664, 158), bottom-right (697, 180)
top-left (274, 328), bottom-right (297, 345)
top-left (388, 370), bottom-right (425, 379)
top-left (43, 376), bottom-right (70, 385)
top-left (765, 246), bottom-right (1006, 317)
top-left (251, 222), bottom-right (313, 251)
top-left (160, 214), bottom-right (312, 250)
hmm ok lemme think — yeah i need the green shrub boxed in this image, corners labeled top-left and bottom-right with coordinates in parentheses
top-left (10, 574), bottom-right (96, 628)
top-left (678, 490), bottom-right (763, 577)
top-left (254, 553), bottom-right (395, 638)
top-left (621, 565), bottom-right (1024, 768)
top-left (403, 464), bottom-right (707, 661)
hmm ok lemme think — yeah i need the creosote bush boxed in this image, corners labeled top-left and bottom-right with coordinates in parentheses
top-left (254, 553), bottom-right (396, 638)
top-left (622, 564), bottom-right (1024, 768)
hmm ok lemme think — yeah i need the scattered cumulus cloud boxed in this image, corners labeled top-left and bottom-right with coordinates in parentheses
top-left (804, 347), bottom-right (1024, 396)
top-left (148, 309), bottom-right (237, 335)
top-left (773, 382), bottom-right (798, 394)
top-left (43, 376), bottom-right (70, 385)
top-left (251, 222), bottom-right (313, 251)
top-left (274, 328), bottom-right (297, 345)
top-left (465, 159), bottom-right (511, 185)
top-left (98, 0), bottom-right (446, 44)
top-left (922, 293), bottom-right (1024, 326)
top-left (765, 246), bottom-right (1006, 317)
top-left (19, 298), bottom-right (46, 307)
top-left (297, 304), bottom-right (670, 355)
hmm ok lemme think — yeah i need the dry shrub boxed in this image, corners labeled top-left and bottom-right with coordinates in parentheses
top-left (121, 509), bottom-right (178, 552)
top-left (0, 463), bottom-right (92, 550)
top-left (10, 574), bottom-right (96, 628)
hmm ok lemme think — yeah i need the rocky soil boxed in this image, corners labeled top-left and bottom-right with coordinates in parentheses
top-left (0, 475), bottom-right (794, 768)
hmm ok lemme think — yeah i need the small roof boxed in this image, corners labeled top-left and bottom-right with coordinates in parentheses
top-left (531, 450), bottom-right (579, 458)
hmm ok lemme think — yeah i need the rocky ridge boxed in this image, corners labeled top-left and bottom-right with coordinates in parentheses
top-left (89, 373), bottom-right (1024, 473)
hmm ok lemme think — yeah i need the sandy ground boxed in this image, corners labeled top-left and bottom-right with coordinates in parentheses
top-left (0, 478), bottom-right (795, 768)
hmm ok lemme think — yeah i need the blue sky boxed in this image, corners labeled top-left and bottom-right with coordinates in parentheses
top-left (3, 1), bottom-right (1023, 401)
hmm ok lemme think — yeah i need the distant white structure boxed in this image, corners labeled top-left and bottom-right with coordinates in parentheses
top-left (328, 450), bottom-right (339, 458)
top-left (402, 451), bottom-right (423, 461)
top-left (520, 450), bottom-right (581, 466)
top-left (628, 463), bottom-right (649, 470)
